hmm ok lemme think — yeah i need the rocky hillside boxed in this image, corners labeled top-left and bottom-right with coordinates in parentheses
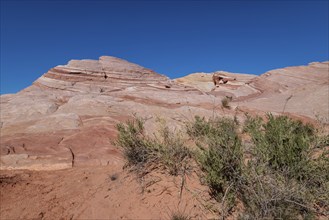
top-left (1, 56), bottom-right (328, 170)
top-left (177, 61), bottom-right (329, 119)
top-left (1, 56), bottom-right (328, 219)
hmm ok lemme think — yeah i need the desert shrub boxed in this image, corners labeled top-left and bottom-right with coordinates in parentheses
top-left (239, 163), bottom-right (316, 220)
top-left (243, 114), bottom-right (329, 218)
top-left (155, 125), bottom-right (191, 175)
top-left (171, 211), bottom-right (191, 220)
top-left (244, 114), bottom-right (315, 178)
top-left (188, 116), bottom-right (242, 207)
top-left (117, 115), bottom-right (329, 218)
top-left (315, 133), bottom-right (329, 149)
top-left (190, 114), bottom-right (329, 218)
top-left (299, 151), bottom-right (329, 210)
top-left (240, 158), bottom-right (329, 219)
top-left (187, 116), bottom-right (238, 142)
top-left (116, 117), bottom-right (191, 176)
top-left (243, 114), bottom-right (263, 134)
top-left (116, 117), bottom-right (154, 166)
top-left (186, 116), bottom-right (212, 138)
top-left (221, 96), bottom-right (232, 109)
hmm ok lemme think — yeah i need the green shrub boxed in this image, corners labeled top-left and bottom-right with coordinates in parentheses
top-left (187, 116), bottom-right (238, 142)
top-left (188, 116), bottom-right (242, 207)
top-left (243, 114), bottom-right (263, 134)
top-left (192, 114), bottom-right (329, 218)
top-left (156, 125), bottom-right (191, 175)
top-left (116, 117), bottom-right (154, 166)
top-left (244, 114), bottom-right (315, 178)
top-left (116, 117), bottom-right (191, 176)
top-left (117, 114), bottom-right (329, 218)
top-left (299, 151), bottom-right (329, 210)
top-left (243, 114), bottom-right (329, 218)
top-left (186, 115), bottom-right (212, 138)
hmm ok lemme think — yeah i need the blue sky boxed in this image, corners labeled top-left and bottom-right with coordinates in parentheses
top-left (1, 0), bottom-right (328, 94)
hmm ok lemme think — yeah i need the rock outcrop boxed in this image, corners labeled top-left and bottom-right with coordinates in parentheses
top-left (0, 56), bottom-right (214, 170)
top-left (176, 61), bottom-right (329, 119)
top-left (1, 56), bottom-right (328, 170)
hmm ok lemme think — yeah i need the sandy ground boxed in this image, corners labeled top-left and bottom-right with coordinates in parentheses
top-left (0, 164), bottom-right (216, 220)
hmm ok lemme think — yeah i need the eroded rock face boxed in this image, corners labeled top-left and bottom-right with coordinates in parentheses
top-left (1, 56), bottom-right (328, 170)
top-left (0, 56), bottom-right (212, 170)
top-left (176, 61), bottom-right (329, 119)
top-left (243, 62), bottom-right (329, 118)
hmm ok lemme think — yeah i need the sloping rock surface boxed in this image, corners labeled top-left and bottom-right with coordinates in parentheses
top-left (1, 57), bottom-right (328, 170)
top-left (176, 62), bottom-right (329, 119)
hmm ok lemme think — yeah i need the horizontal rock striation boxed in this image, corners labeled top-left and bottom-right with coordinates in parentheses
top-left (35, 56), bottom-right (170, 93)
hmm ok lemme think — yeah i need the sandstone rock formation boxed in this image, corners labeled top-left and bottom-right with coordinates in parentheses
top-left (212, 71), bottom-right (237, 86)
top-left (1, 56), bottom-right (328, 219)
top-left (0, 56), bottom-right (211, 170)
top-left (1, 57), bottom-right (328, 170)
top-left (176, 61), bottom-right (329, 120)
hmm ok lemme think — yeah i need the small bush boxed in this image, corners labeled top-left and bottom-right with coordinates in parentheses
top-left (190, 114), bottom-right (329, 218)
top-left (188, 116), bottom-right (242, 208)
top-left (221, 96), bottom-right (232, 109)
top-left (116, 117), bottom-right (191, 176)
top-left (116, 118), bottom-right (153, 167)
top-left (240, 164), bottom-right (315, 219)
top-left (243, 114), bottom-right (329, 218)
top-left (156, 125), bottom-right (191, 175)
top-left (187, 116), bottom-right (239, 143)
top-left (244, 114), bottom-right (315, 178)
top-left (171, 211), bottom-right (191, 220)
top-left (186, 116), bottom-right (212, 138)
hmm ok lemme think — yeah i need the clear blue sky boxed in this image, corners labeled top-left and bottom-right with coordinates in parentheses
top-left (1, 0), bottom-right (328, 94)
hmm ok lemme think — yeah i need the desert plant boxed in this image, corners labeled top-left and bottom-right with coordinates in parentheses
top-left (243, 114), bottom-right (329, 217)
top-left (239, 165), bottom-right (315, 220)
top-left (299, 151), bottom-right (329, 210)
top-left (187, 116), bottom-right (238, 142)
top-left (221, 96), bottom-right (232, 109)
top-left (186, 115), bottom-right (212, 138)
top-left (155, 125), bottom-right (191, 175)
top-left (171, 211), bottom-right (191, 220)
top-left (188, 116), bottom-right (242, 209)
top-left (117, 114), bottom-right (329, 218)
top-left (191, 114), bottom-right (329, 218)
top-left (116, 117), bottom-right (154, 167)
top-left (116, 117), bottom-right (191, 176)
top-left (244, 114), bottom-right (315, 178)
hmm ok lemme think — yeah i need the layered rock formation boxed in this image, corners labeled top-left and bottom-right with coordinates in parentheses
top-left (0, 56), bottom-right (213, 170)
top-left (1, 56), bottom-right (328, 219)
top-left (176, 61), bottom-right (329, 119)
top-left (1, 56), bottom-right (328, 170)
